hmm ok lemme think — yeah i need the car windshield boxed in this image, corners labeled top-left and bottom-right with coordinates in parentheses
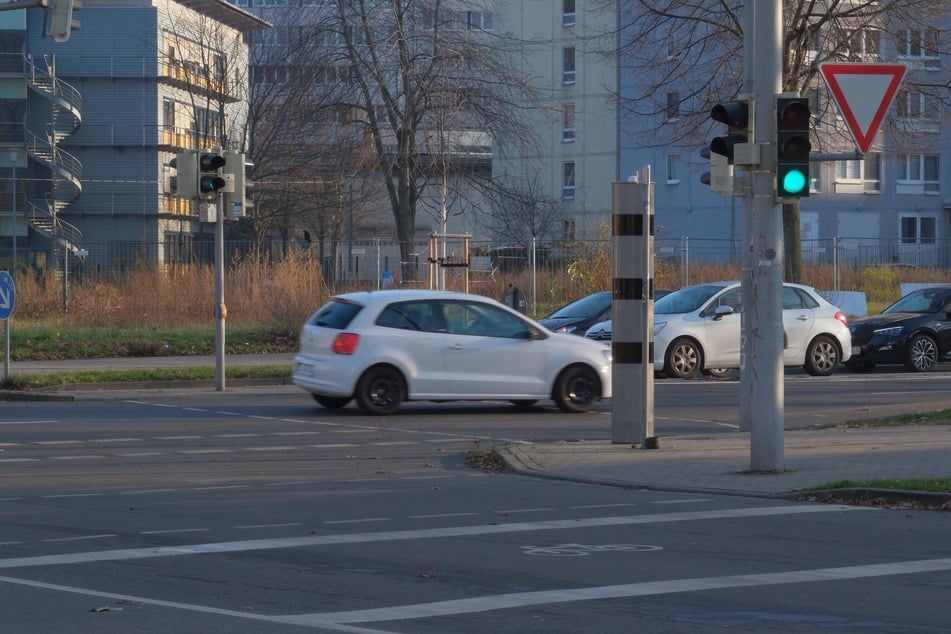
top-left (883, 288), bottom-right (951, 315)
top-left (655, 284), bottom-right (726, 315)
top-left (546, 292), bottom-right (609, 318)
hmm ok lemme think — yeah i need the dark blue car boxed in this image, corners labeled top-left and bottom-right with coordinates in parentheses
top-left (846, 286), bottom-right (951, 372)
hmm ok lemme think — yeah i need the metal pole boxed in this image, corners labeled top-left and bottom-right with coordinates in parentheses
top-left (10, 149), bottom-right (16, 274)
top-left (739, 0), bottom-right (755, 432)
top-left (748, 0), bottom-right (784, 471)
top-left (215, 186), bottom-right (226, 391)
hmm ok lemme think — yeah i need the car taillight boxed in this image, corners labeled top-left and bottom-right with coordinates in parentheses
top-left (332, 333), bottom-right (360, 355)
top-left (834, 310), bottom-right (848, 327)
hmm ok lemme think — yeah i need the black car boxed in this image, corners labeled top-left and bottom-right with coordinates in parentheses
top-left (538, 291), bottom-right (612, 336)
top-left (846, 286), bottom-right (951, 372)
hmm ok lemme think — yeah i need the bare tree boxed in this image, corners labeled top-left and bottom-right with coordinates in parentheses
top-left (600, 0), bottom-right (949, 281)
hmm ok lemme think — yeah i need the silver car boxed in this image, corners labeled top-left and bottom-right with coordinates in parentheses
top-left (586, 281), bottom-right (851, 378)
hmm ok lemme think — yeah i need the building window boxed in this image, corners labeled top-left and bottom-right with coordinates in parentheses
top-left (898, 154), bottom-right (940, 194)
top-left (562, 0), bottom-right (575, 27)
top-left (843, 28), bottom-right (880, 60)
top-left (666, 153), bottom-right (679, 183)
top-left (466, 11), bottom-right (492, 31)
top-left (899, 29), bottom-right (940, 67)
top-left (897, 89), bottom-right (939, 122)
top-left (862, 153), bottom-right (881, 192)
top-left (563, 219), bottom-right (576, 241)
top-left (562, 162), bottom-right (576, 199)
top-left (665, 91), bottom-right (680, 120)
top-left (562, 103), bottom-right (575, 142)
top-left (835, 154), bottom-right (880, 193)
top-left (562, 46), bottom-right (576, 84)
top-left (900, 216), bottom-right (936, 244)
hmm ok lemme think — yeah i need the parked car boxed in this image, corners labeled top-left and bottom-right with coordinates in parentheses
top-left (538, 291), bottom-right (612, 336)
top-left (293, 290), bottom-right (613, 415)
top-left (587, 281), bottom-right (850, 378)
top-left (846, 285), bottom-right (951, 373)
top-left (541, 289), bottom-right (672, 337)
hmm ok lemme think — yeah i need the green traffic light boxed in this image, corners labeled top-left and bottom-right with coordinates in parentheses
top-left (781, 169), bottom-right (808, 195)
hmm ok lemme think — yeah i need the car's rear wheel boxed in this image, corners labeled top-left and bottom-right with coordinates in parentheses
top-left (904, 333), bottom-right (938, 372)
top-left (664, 338), bottom-right (702, 379)
top-left (313, 394), bottom-right (351, 409)
top-left (355, 365), bottom-right (406, 415)
top-left (803, 335), bottom-right (840, 376)
top-left (553, 365), bottom-right (600, 413)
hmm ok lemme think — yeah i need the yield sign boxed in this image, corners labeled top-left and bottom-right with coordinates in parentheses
top-left (819, 63), bottom-right (907, 153)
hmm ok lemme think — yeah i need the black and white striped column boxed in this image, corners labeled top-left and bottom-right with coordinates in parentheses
top-left (611, 167), bottom-right (656, 447)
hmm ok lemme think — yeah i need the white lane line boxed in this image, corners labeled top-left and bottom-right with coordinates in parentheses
top-left (0, 459), bottom-right (36, 463)
top-left (569, 503), bottom-right (635, 510)
top-left (119, 489), bottom-right (178, 495)
top-left (117, 452), bottom-right (165, 457)
top-left (323, 518), bottom-right (391, 525)
top-left (0, 498), bottom-right (24, 502)
top-left (0, 575), bottom-right (392, 634)
top-left (156, 435), bottom-right (203, 440)
top-left (193, 485), bottom-right (249, 491)
top-left (401, 475), bottom-right (453, 481)
top-left (0, 420), bottom-right (57, 425)
top-left (213, 411), bottom-right (246, 417)
top-left (180, 449), bottom-right (233, 455)
top-left (33, 440), bottom-right (83, 445)
top-left (409, 513), bottom-right (479, 520)
top-left (90, 438), bottom-right (142, 443)
top-left (0, 505), bottom-right (866, 570)
top-left (181, 407), bottom-right (208, 412)
top-left (141, 528), bottom-right (212, 535)
top-left (496, 508), bottom-right (555, 514)
top-left (0, 542), bottom-right (22, 546)
top-left (371, 441), bottom-right (418, 446)
top-left (0, 443), bottom-right (19, 447)
top-left (652, 499), bottom-right (713, 505)
top-left (294, 557), bottom-right (951, 626)
top-left (309, 443), bottom-right (357, 449)
top-left (274, 431), bottom-right (320, 436)
top-left (216, 433), bottom-right (260, 438)
top-left (43, 534), bottom-right (117, 543)
top-left (244, 446), bottom-right (297, 452)
top-left (49, 455), bottom-right (106, 461)
top-left (42, 493), bottom-right (101, 499)
top-left (234, 523), bottom-right (303, 530)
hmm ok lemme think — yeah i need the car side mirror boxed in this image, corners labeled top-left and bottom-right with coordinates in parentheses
top-left (712, 305), bottom-right (734, 321)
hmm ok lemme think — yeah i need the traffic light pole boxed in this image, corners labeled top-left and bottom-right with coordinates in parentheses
top-left (215, 185), bottom-right (226, 391)
top-left (746, 0), bottom-right (784, 471)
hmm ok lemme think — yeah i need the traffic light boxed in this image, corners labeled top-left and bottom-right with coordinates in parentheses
top-left (198, 152), bottom-right (227, 197)
top-left (45, 0), bottom-right (81, 43)
top-left (776, 96), bottom-right (812, 198)
top-left (173, 150), bottom-right (198, 199)
top-left (702, 98), bottom-right (752, 195)
top-left (223, 150), bottom-right (248, 218)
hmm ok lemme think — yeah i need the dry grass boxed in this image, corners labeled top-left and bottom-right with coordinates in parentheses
top-left (10, 244), bottom-right (951, 328)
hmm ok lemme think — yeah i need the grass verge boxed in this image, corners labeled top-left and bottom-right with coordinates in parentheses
top-left (1, 365), bottom-right (291, 390)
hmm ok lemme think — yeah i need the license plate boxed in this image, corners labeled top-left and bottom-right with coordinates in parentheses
top-left (851, 346), bottom-right (860, 356)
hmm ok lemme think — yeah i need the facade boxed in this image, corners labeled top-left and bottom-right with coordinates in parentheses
top-left (493, 0), bottom-right (617, 244)
top-left (0, 0), bottom-right (266, 273)
top-left (618, 10), bottom-right (950, 268)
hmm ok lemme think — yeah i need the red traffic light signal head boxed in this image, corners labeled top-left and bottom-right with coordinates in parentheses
top-left (779, 100), bottom-right (810, 129)
top-left (199, 153), bottom-right (226, 172)
top-left (711, 101), bottom-right (749, 129)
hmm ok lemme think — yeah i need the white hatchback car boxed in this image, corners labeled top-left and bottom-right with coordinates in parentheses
top-left (293, 290), bottom-right (613, 415)
top-left (585, 281), bottom-right (851, 378)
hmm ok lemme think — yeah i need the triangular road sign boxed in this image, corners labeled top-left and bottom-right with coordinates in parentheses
top-left (819, 63), bottom-right (907, 154)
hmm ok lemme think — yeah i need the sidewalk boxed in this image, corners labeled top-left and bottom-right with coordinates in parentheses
top-left (5, 353), bottom-right (951, 502)
top-left (498, 426), bottom-right (951, 499)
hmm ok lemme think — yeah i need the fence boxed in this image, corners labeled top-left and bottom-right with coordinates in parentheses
top-left (2, 235), bottom-right (949, 317)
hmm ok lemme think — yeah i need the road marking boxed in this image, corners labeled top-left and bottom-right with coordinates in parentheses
top-left (569, 503), bottom-right (635, 510)
top-left (90, 438), bottom-right (142, 443)
top-left (234, 523), bottom-right (303, 530)
top-left (43, 534), bottom-right (117, 543)
top-left (0, 420), bottom-right (57, 425)
top-left (651, 498), bottom-right (712, 505)
top-left (141, 528), bottom-right (212, 535)
top-left (410, 512), bottom-right (479, 519)
top-left (496, 508), bottom-right (555, 514)
top-left (156, 435), bottom-right (203, 440)
top-left (180, 449), bottom-right (233, 455)
top-left (0, 458), bottom-right (36, 463)
top-left (292, 557), bottom-right (951, 625)
top-left (117, 452), bottom-right (165, 457)
top-left (42, 493), bottom-right (101, 499)
top-left (33, 440), bottom-right (83, 445)
top-left (324, 518), bottom-right (391, 525)
top-left (0, 505), bottom-right (867, 570)
top-left (49, 455), bottom-right (106, 460)
top-left (119, 489), bottom-right (177, 495)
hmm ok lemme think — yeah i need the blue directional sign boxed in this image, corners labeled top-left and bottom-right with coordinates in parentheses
top-left (0, 271), bottom-right (14, 320)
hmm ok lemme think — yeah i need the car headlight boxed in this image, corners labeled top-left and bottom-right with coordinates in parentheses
top-left (653, 321), bottom-right (668, 337)
top-left (561, 325), bottom-right (577, 334)
top-left (873, 326), bottom-right (903, 337)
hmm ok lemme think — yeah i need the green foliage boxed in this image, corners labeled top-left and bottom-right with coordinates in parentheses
top-left (861, 266), bottom-right (899, 305)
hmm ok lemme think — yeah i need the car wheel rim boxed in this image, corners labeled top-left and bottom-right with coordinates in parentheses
top-left (812, 341), bottom-right (837, 372)
top-left (911, 338), bottom-right (937, 371)
top-left (369, 378), bottom-right (397, 407)
top-left (566, 376), bottom-right (594, 405)
top-left (672, 345), bottom-right (698, 376)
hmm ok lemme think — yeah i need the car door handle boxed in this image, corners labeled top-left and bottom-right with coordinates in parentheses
top-left (796, 315), bottom-right (809, 321)
top-left (449, 342), bottom-right (465, 350)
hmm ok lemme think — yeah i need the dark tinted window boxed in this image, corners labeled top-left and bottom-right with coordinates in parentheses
top-left (546, 292), bottom-right (610, 319)
top-left (376, 301), bottom-right (444, 332)
top-left (306, 299), bottom-right (362, 329)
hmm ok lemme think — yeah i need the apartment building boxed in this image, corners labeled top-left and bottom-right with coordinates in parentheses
top-left (0, 0), bottom-right (265, 272)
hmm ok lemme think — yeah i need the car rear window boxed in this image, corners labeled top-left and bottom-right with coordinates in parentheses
top-left (306, 299), bottom-right (362, 329)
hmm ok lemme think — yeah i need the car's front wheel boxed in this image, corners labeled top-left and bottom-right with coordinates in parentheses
top-left (904, 333), bottom-right (938, 372)
top-left (355, 365), bottom-right (406, 416)
top-left (803, 335), bottom-right (840, 376)
top-left (313, 394), bottom-right (351, 409)
top-left (664, 338), bottom-right (702, 379)
top-left (552, 365), bottom-right (600, 413)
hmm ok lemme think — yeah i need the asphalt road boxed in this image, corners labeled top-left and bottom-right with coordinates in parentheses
top-left (2, 380), bottom-right (951, 632)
